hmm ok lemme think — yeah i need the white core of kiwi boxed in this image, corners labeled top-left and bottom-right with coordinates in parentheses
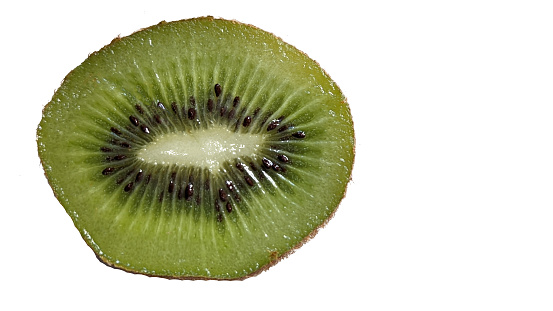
top-left (136, 125), bottom-right (264, 171)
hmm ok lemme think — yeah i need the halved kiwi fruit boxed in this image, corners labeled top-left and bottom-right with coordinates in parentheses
top-left (37, 17), bottom-right (354, 280)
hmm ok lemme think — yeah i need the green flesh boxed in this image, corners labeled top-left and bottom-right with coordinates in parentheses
top-left (37, 17), bottom-right (354, 279)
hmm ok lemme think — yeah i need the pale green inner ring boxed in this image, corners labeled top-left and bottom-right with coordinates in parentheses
top-left (136, 126), bottom-right (264, 171)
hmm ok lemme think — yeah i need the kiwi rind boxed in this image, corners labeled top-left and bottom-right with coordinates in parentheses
top-left (37, 16), bottom-right (355, 280)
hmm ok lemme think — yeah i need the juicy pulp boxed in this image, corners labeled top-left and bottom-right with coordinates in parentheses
top-left (37, 17), bottom-right (355, 279)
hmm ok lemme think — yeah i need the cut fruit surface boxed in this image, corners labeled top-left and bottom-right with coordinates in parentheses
top-left (137, 126), bottom-right (264, 170)
top-left (37, 17), bottom-right (355, 280)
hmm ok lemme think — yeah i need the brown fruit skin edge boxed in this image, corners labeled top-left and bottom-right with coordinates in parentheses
top-left (38, 16), bottom-right (356, 281)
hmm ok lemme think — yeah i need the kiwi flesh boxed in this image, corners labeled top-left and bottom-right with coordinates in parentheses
top-left (37, 17), bottom-right (355, 280)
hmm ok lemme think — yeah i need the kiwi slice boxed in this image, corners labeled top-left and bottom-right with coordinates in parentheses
top-left (37, 17), bottom-right (354, 280)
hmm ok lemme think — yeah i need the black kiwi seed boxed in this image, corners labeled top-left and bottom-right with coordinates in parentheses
top-left (102, 167), bottom-right (115, 175)
top-left (110, 127), bottom-right (122, 135)
top-left (157, 102), bottom-right (166, 110)
top-left (233, 96), bottom-right (240, 107)
top-left (144, 174), bottom-right (151, 185)
top-left (219, 188), bottom-right (228, 201)
top-left (124, 182), bottom-right (134, 192)
top-left (119, 142), bottom-right (131, 148)
top-left (242, 116), bottom-right (252, 127)
top-left (226, 202), bottom-right (232, 213)
top-left (277, 154), bottom-right (289, 163)
top-left (292, 131), bottom-right (306, 138)
top-left (225, 180), bottom-right (235, 192)
top-left (168, 172), bottom-right (176, 193)
top-left (249, 162), bottom-right (258, 171)
top-left (262, 157), bottom-right (273, 169)
top-left (214, 83), bottom-right (222, 97)
top-left (140, 125), bottom-right (150, 134)
top-left (114, 154), bottom-right (127, 161)
top-left (236, 162), bottom-right (245, 172)
top-left (228, 109), bottom-right (236, 119)
top-left (185, 183), bottom-right (194, 200)
top-left (244, 175), bottom-right (254, 186)
top-left (253, 107), bottom-right (260, 116)
top-left (135, 104), bottom-right (144, 114)
top-left (220, 106), bottom-right (226, 117)
top-left (168, 180), bottom-right (175, 193)
top-left (272, 164), bottom-right (283, 172)
top-left (215, 202), bottom-right (221, 212)
top-left (100, 147), bottom-right (112, 152)
top-left (135, 170), bottom-right (144, 182)
top-left (267, 120), bottom-right (279, 131)
top-left (129, 115), bottom-right (140, 126)
top-left (154, 114), bottom-right (162, 124)
top-left (207, 99), bottom-right (214, 112)
top-left (171, 102), bottom-right (178, 114)
top-left (188, 108), bottom-right (196, 120)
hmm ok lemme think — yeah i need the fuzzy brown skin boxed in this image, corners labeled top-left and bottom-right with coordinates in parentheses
top-left (39, 16), bottom-right (355, 281)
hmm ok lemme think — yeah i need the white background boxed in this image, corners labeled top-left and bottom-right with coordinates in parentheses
top-left (2, 0), bottom-right (553, 310)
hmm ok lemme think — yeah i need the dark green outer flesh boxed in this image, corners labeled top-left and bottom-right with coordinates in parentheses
top-left (37, 17), bottom-right (355, 280)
